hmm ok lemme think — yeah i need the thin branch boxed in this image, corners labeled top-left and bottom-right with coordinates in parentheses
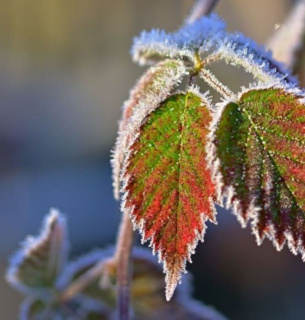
top-left (199, 68), bottom-right (235, 99)
top-left (266, 0), bottom-right (305, 70)
top-left (61, 258), bottom-right (113, 302)
top-left (114, 210), bottom-right (134, 320)
top-left (186, 0), bottom-right (220, 24)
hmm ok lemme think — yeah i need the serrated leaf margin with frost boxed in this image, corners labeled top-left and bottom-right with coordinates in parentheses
top-left (208, 83), bottom-right (305, 259)
top-left (111, 59), bottom-right (187, 199)
top-left (6, 208), bottom-right (69, 294)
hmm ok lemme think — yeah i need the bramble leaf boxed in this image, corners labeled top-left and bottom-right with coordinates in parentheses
top-left (123, 89), bottom-right (217, 300)
top-left (6, 209), bottom-right (69, 293)
top-left (111, 59), bottom-right (187, 199)
top-left (212, 86), bottom-right (305, 255)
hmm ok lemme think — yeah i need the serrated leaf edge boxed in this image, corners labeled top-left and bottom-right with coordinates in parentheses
top-left (208, 83), bottom-right (305, 258)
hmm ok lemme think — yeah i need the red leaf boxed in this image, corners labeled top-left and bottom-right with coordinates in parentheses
top-left (123, 90), bottom-right (216, 300)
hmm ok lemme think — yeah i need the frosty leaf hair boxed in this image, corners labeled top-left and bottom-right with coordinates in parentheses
top-left (132, 14), bottom-right (226, 66)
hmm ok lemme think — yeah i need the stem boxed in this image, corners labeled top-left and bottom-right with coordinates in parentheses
top-left (60, 210), bottom-right (134, 318)
top-left (186, 0), bottom-right (220, 24)
top-left (199, 68), bottom-right (235, 99)
top-left (61, 258), bottom-right (113, 301)
top-left (114, 209), bottom-right (134, 320)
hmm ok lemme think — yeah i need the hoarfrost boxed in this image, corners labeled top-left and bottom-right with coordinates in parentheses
top-left (132, 14), bottom-right (226, 65)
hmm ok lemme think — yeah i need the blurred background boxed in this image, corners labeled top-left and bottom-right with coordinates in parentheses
top-left (0, 0), bottom-right (304, 319)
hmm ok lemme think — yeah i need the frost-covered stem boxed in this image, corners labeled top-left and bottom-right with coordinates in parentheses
top-left (186, 0), bottom-right (220, 24)
top-left (114, 210), bottom-right (134, 320)
top-left (202, 53), bottom-right (221, 66)
top-left (200, 68), bottom-right (234, 99)
top-left (61, 258), bottom-right (113, 301)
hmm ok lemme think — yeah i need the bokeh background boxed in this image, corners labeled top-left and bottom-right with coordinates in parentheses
top-left (0, 0), bottom-right (304, 319)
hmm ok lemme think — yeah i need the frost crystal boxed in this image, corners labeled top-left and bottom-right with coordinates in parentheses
top-left (216, 33), bottom-right (296, 85)
top-left (112, 59), bottom-right (186, 199)
top-left (132, 14), bottom-right (226, 65)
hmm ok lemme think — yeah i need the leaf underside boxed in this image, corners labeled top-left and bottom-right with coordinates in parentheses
top-left (123, 91), bottom-right (216, 300)
top-left (213, 87), bottom-right (305, 255)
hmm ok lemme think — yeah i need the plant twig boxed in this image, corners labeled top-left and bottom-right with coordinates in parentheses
top-left (186, 0), bottom-right (220, 24)
top-left (61, 258), bottom-right (113, 302)
top-left (114, 210), bottom-right (134, 320)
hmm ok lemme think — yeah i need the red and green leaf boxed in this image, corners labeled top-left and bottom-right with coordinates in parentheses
top-left (212, 86), bottom-right (305, 256)
top-left (123, 90), bottom-right (217, 300)
top-left (111, 59), bottom-right (187, 199)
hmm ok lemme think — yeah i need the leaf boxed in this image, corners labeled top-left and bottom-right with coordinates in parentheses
top-left (6, 209), bottom-right (69, 293)
top-left (122, 89), bottom-right (217, 300)
top-left (59, 247), bottom-right (227, 320)
top-left (20, 296), bottom-right (109, 320)
top-left (111, 59), bottom-right (187, 199)
top-left (267, 0), bottom-right (305, 70)
top-left (217, 33), bottom-right (295, 85)
top-left (131, 14), bottom-right (225, 66)
top-left (211, 86), bottom-right (305, 255)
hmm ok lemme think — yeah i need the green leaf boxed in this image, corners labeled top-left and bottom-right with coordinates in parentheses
top-left (212, 86), bottom-right (305, 255)
top-left (123, 89), bottom-right (217, 300)
top-left (112, 59), bottom-right (187, 199)
top-left (6, 209), bottom-right (69, 293)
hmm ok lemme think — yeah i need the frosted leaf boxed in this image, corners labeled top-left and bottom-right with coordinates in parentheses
top-left (6, 209), bottom-right (69, 294)
top-left (211, 85), bottom-right (305, 258)
top-left (132, 14), bottom-right (225, 66)
top-left (122, 90), bottom-right (217, 301)
top-left (215, 32), bottom-right (297, 85)
top-left (267, 0), bottom-right (305, 70)
top-left (111, 59), bottom-right (186, 199)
